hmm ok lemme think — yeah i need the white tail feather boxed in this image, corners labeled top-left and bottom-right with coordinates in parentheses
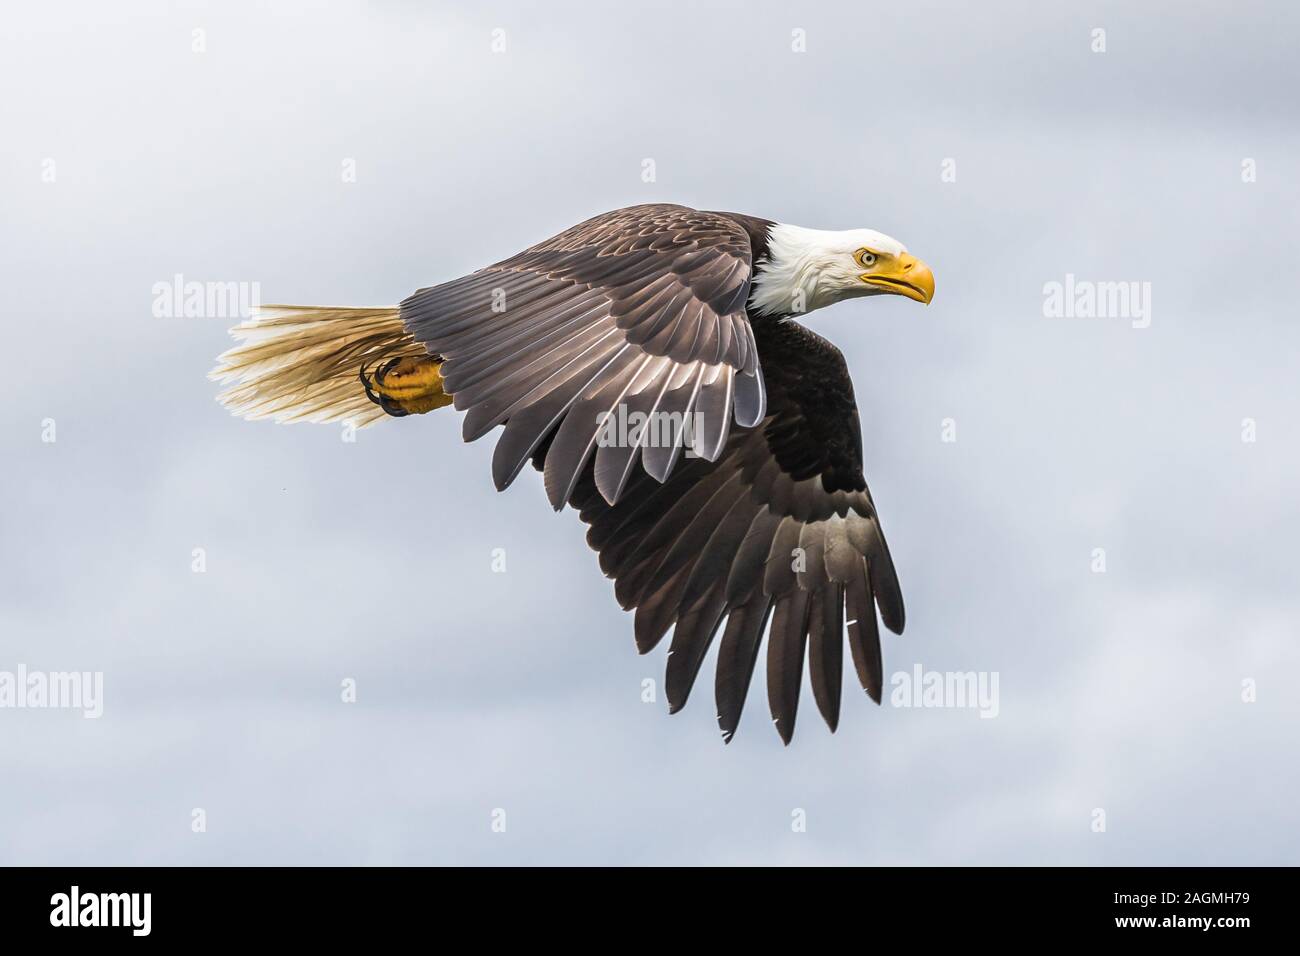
top-left (210, 305), bottom-right (423, 426)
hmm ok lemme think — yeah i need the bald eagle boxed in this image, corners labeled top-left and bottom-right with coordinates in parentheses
top-left (211, 204), bottom-right (935, 743)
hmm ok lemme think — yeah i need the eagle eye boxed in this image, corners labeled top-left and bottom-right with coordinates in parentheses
top-left (854, 249), bottom-right (877, 268)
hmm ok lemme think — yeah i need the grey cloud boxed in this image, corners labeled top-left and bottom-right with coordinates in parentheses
top-left (1, 0), bottom-right (1296, 865)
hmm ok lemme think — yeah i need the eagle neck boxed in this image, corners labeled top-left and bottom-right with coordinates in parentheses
top-left (747, 222), bottom-right (835, 320)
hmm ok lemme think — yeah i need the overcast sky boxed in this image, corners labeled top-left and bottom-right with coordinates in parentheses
top-left (2, 0), bottom-right (1297, 865)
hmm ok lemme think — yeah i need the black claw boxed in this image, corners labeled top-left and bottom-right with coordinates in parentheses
top-left (379, 396), bottom-right (408, 417)
top-left (359, 362), bottom-right (405, 416)
top-left (375, 357), bottom-right (401, 385)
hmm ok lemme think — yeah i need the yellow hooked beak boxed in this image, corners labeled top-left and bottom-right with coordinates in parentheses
top-left (860, 252), bottom-right (935, 304)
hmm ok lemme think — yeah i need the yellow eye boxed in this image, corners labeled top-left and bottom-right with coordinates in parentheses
top-left (855, 248), bottom-right (877, 268)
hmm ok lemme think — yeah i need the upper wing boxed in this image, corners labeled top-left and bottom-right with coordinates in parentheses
top-left (555, 319), bottom-right (905, 744)
top-left (400, 204), bottom-right (766, 506)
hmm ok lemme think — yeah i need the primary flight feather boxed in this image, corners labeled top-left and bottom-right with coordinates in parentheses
top-left (210, 203), bottom-right (935, 743)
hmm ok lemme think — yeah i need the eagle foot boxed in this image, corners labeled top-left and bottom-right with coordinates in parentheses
top-left (359, 355), bottom-right (452, 417)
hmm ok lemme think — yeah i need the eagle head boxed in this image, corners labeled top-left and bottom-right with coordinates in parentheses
top-left (749, 223), bottom-right (935, 316)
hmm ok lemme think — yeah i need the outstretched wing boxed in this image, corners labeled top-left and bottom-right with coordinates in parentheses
top-left (401, 204), bottom-right (766, 506)
top-left (553, 319), bottom-right (904, 744)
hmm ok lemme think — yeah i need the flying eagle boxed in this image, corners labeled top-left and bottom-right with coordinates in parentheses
top-left (211, 204), bottom-right (934, 743)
